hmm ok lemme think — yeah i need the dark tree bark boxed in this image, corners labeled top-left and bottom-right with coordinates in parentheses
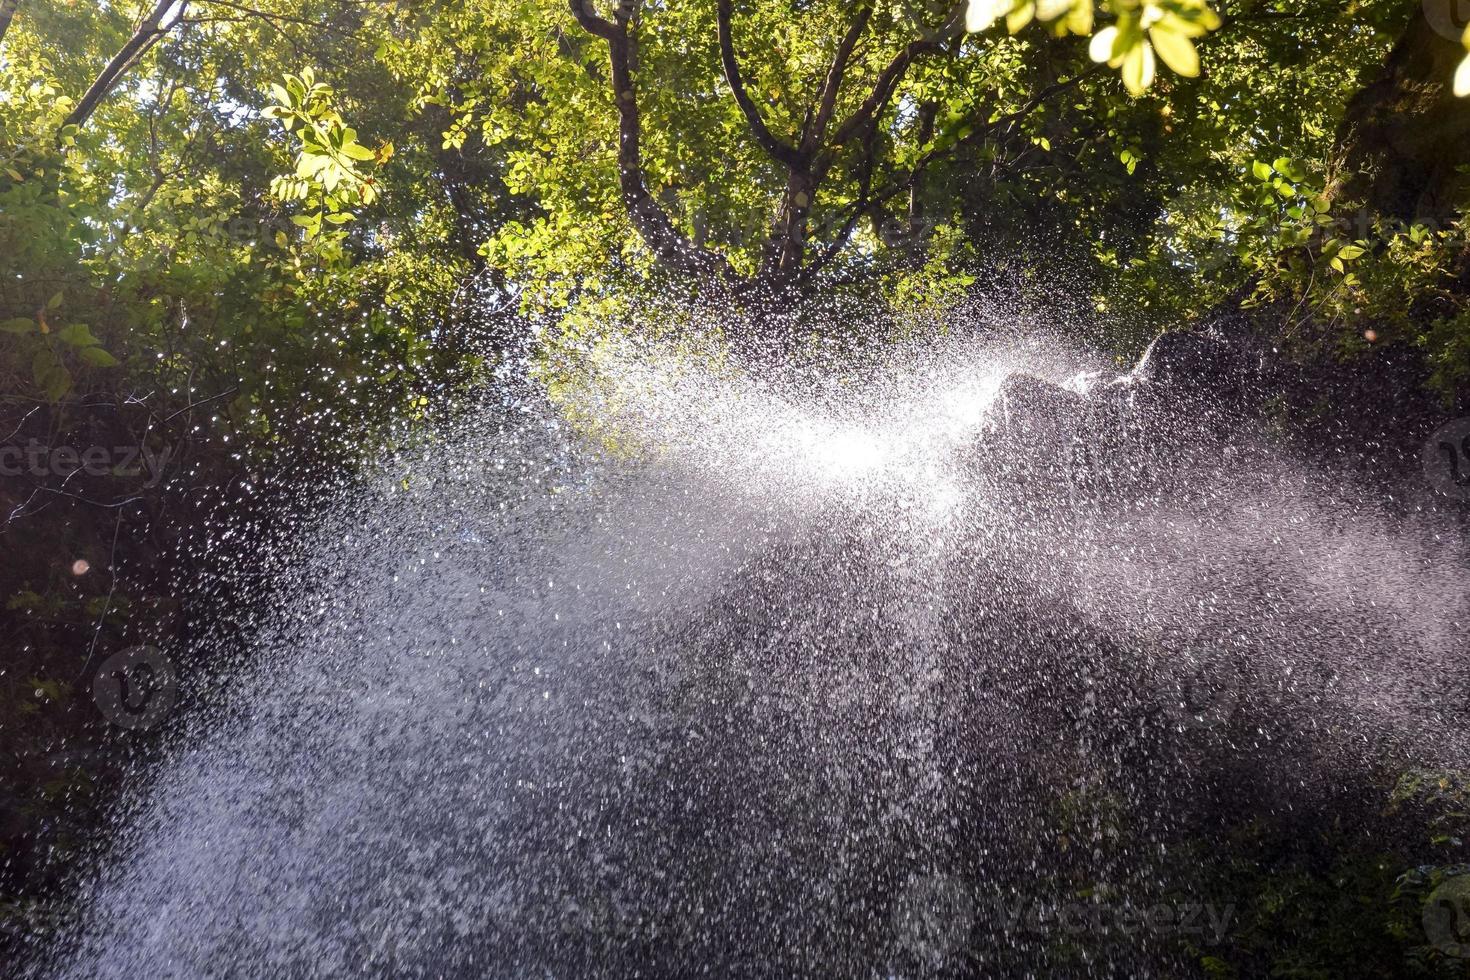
top-left (566, 0), bottom-right (1095, 294)
top-left (62, 0), bottom-right (187, 134)
top-left (569, 0), bottom-right (970, 291)
top-left (0, 0), bottom-right (21, 52)
top-left (567, 0), bottom-right (736, 282)
top-left (1330, 0), bottom-right (1470, 225)
top-left (716, 0), bottom-right (807, 172)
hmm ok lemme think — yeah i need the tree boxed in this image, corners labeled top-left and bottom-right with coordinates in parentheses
top-left (559, 0), bottom-right (1225, 296)
top-left (62, 0), bottom-right (187, 132)
top-left (3, 3), bottom-right (1470, 958)
top-left (1331, 0), bottom-right (1470, 225)
top-left (375, 0), bottom-right (1452, 351)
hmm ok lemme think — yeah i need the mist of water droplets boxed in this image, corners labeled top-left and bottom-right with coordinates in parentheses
top-left (35, 305), bottom-right (1470, 978)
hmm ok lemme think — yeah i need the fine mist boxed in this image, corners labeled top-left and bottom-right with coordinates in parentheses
top-left (38, 317), bottom-right (1470, 978)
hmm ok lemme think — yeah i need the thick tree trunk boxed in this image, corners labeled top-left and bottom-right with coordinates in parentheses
top-left (1330, 0), bottom-right (1470, 225)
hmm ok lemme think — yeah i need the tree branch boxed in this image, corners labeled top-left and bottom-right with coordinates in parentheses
top-left (717, 0), bottom-right (806, 170)
top-left (792, 118), bottom-right (888, 287)
top-left (826, 3), bottom-right (965, 153)
top-left (802, 3), bottom-right (872, 154)
top-left (758, 3), bottom-right (885, 280)
top-left (568, 0), bottom-right (618, 40)
top-left (776, 4), bottom-right (964, 283)
top-left (0, 0), bottom-right (20, 52)
top-left (798, 66), bottom-right (1099, 285)
top-left (568, 0), bottom-right (733, 280)
top-left (907, 100), bottom-right (938, 237)
top-left (62, 0), bottom-right (187, 133)
top-left (828, 36), bottom-right (945, 149)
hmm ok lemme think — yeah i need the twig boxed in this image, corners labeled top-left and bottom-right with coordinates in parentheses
top-left (159, 386), bottom-right (238, 424)
top-left (77, 512), bottom-right (126, 682)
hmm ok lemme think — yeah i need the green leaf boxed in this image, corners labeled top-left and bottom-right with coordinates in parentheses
top-left (1005, 1), bottom-right (1034, 33)
top-left (56, 323), bottom-right (100, 347)
top-left (78, 346), bottom-right (120, 368)
top-left (0, 317), bottom-right (35, 335)
top-left (1089, 25), bottom-right (1120, 63)
top-left (1121, 40), bottom-right (1155, 96)
top-left (31, 348), bottom-right (71, 401)
top-left (967, 0), bottom-right (1013, 32)
top-left (1252, 160), bottom-right (1272, 181)
top-left (31, 347), bottom-right (53, 384)
top-left (1149, 25), bottom-right (1199, 78)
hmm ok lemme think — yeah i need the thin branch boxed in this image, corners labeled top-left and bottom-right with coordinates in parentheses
top-left (159, 386), bottom-right (238, 424)
top-left (828, 38), bottom-right (945, 148)
top-left (907, 100), bottom-right (939, 236)
top-left (198, 0), bottom-right (373, 36)
top-left (5, 486), bottom-right (148, 528)
top-left (77, 513), bottom-right (126, 682)
top-left (799, 67), bottom-right (1099, 284)
top-left (1002, 66), bottom-right (1099, 124)
top-left (178, 12), bottom-right (312, 60)
top-left (827, 3), bottom-right (966, 150)
top-left (796, 122), bottom-right (888, 286)
top-left (0, 405), bottom-right (38, 444)
top-left (717, 0), bottom-right (805, 170)
top-left (803, 4), bottom-right (873, 154)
